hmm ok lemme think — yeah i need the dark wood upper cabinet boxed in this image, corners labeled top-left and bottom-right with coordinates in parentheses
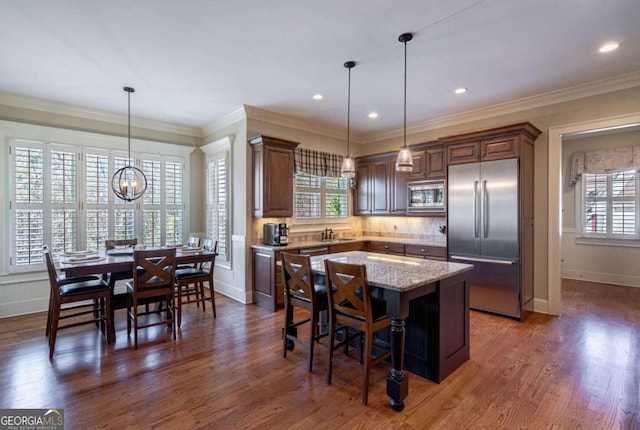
top-left (355, 155), bottom-right (392, 215)
top-left (442, 122), bottom-right (540, 165)
top-left (249, 135), bottom-right (300, 218)
top-left (355, 142), bottom-right (445, 216)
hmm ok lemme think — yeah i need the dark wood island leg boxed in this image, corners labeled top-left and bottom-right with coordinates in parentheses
top-left (386, 317), bottom-right (408, 411)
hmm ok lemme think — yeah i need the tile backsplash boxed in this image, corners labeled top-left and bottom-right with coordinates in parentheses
top-left (252, 216), bottom-right (445, 243)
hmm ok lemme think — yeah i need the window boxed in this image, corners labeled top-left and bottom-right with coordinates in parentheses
top-left (580, 169), bottom-right (638, 239)
top-left (205, 150), bottom-right (229, 262)
top-left (294, 173), bottom-right (349, 223)
top-left (8, 132), bottom-right (188, 271)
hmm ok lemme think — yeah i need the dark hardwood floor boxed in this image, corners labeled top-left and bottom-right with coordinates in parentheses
top-left (1, 279), bottom-right (638, 429)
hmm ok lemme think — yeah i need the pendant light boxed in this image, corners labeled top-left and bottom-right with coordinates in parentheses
top-left (395, 32), bottom-right (414, 172)
top-left (111, 87), bottom-right (147, 202)
top-left (340, 61), bottom-right (356, 178)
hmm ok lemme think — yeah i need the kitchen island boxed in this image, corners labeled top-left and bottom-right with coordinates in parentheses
top-left (307, 251), bottom-right (473, 411)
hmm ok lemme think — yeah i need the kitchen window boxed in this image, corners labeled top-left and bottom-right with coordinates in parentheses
top-left (579, 169), bottom-right (639, 240)
top-left (293, 173), bottom-right (349, 223)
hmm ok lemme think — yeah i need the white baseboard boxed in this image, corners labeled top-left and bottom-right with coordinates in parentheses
top-left (0, 297), bottom-right (48, 319)
top-left (533, 298), bottom-right (550, 315)
top-left (562, 269), bottom-right (640, 288)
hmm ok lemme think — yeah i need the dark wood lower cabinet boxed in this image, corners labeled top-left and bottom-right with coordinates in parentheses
top-left (375, 272), bottom-right (469, 383)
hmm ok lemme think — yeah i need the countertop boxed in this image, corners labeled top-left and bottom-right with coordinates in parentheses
top-left (308, 251), bottom-right (472, 292)
top-left (250, 235), bottom-right (446, 252)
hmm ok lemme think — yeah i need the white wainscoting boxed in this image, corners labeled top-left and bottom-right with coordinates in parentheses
top-left (562, 229), bottom-right (640, 288)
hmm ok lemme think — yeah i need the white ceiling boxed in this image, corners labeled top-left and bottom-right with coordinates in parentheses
top-left (1, 0), bottom-right (639, 135)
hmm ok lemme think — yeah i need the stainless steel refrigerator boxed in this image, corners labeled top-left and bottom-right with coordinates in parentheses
top-left (448, 158), bottom-right (521, 318)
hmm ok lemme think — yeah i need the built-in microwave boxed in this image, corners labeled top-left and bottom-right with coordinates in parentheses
top-left (407, 180), bottom-right (445, 212)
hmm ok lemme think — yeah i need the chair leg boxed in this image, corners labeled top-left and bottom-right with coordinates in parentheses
top-left (49, 303), bottom-right (61, 359)
top-left (209, 282), bottom-right (216, 318)
top-left (283, 299), bottom-right (292, 359)
top-left (308, 310), bottom-right (318, 372)
top-left (326, 318), bottom-right (336, 385)
top-left (45, 290), bottom-right (53, 337)
top-left (177, 285), bottom-right (183, 328)
top-left (362, 329), bottom-right (374, 405)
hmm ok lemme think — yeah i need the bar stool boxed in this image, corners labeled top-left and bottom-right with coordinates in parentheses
top-left (281, 252), bottom-right (329, 372)
top-left (324, 259), bottom-right (391, 405)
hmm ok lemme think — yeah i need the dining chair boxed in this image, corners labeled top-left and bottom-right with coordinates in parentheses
top-left (324, 259), bottom-right (391, 405)
top-left (44, 246), bottom-right (112, 358)
top-left (174, 240), bottom-right (217, 327)
top-left (43, 245), bottom-right (102, 337)
top-left (126, 248), bottom-right (176, 349)
top-left (281, 252), bottom-right (329, 372)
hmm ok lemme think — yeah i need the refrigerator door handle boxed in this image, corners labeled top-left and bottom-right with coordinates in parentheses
top-left (483, 180), bottom-right (488, 238)
top-left (473, 180), bottom-right (480, 238)
top-left (450, 255), bottom-right (518, 265)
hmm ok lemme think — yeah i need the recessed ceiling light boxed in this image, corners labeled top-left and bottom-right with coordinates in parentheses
top-left (599, 42), bottom-right (621, 53)
top-left (368, 112), bottom-right (378, 119)
top-left (454, 87), bottom-right (467, 94)
top-left (313, 94), bottom-right (324, 100)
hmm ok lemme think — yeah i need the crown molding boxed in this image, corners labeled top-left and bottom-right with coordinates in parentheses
top-left (243, 105), bottom-right (364, 143)
top-left (201, 106), bottom-right (247, 137)
top-left (363, 71), bottom-right (640, 143)
top-left (0, 90), bottom-right (203, 138)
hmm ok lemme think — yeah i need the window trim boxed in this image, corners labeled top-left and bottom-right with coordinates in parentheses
top-left (291, 172), bottom-right (351, 228)
top-left (1, 120), bottom-right (193, 274)
top-left (202, 136), bottom-right (232, 270)
top-left (576, 169), bottom-right (640, 243)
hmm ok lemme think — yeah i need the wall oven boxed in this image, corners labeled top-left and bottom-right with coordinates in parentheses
top-left (407, 180), bottom-right (445, 212)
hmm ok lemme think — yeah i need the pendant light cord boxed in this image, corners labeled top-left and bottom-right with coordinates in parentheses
top-left (347, 66), bottom-right (351, 157)
top-left (403, 38), bottom-right (407, 150)
top-left (127, 89), bottom-right (131, 166)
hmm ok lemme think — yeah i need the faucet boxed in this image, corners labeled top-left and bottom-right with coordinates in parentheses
top-left (321, 227), bottom-right (334, 240)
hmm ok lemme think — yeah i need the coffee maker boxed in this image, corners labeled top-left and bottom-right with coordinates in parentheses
top-left (278, 223), bottom-right (289, 245)
top-left (263, 223), bottom-right (289, 246)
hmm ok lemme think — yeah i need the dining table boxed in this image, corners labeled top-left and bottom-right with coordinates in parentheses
top-left (59, 246), bottom-right (217, 341)
top-left (307, 251), bottom-right (474, 411)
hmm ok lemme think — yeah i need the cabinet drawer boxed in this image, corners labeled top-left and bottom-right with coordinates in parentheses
top-left (367, 241), bottom-right (405, 255)
top-left (405, 244), bottom-right (446, 260)
top-left (328, 241), bottom-right (365, 253)
top-left (299, 247), bottom-right (329, 256)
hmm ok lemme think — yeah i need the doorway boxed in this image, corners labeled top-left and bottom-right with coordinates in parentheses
top-left (547, 112), bottom-right (640, 315)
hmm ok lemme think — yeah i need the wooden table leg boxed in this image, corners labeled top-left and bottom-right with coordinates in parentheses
top-left (386, 317), bottom-right (408, 411)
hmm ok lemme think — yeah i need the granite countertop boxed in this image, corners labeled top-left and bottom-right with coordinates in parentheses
top-left (250, 235), bottom-right (446, 251)
top-left (308, 251), bottom-right (472, 292)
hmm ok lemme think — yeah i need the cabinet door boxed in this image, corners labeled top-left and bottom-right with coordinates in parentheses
top-left (446, 141), bottom-right (481, 165)
top-left (371, 159), bottom-right (391, 214)
top-left (426, 147), bottom-right (446, 178)
top-left (481, 135), bottom-right (519, 160)
top-left (408, 150), bottom-right (427, 180)
top-left (253, 250), bottom-right (275, 311)
top-left (355, 163), bottom-right (372, 214)
top-left (263, 146), bottom-right (295, 217)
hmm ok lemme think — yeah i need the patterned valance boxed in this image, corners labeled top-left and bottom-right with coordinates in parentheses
top-left (569, 146), bottom-right (640, 186)
top-left (294, 147), bottom-right (344, 178)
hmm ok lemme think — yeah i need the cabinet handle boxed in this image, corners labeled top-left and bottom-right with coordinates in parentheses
top-left (420, 248), bottom-right (426, 252)
top-left (384, 245), bottom-right (389, 249)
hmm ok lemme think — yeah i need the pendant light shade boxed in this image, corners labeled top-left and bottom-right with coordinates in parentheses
top-left (341, 61), bottom-right (356, 179)
top-left (395, 32), bottom-right (414, 173)
top-left (112, 87), bottom-right (147, 202)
